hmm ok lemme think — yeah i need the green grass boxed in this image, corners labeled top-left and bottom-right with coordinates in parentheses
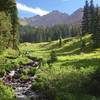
top-left (0, 81), bottom-right (15, 100)
top-left (0, 34), bottom-right (100, 100)
top-left (19, 34), bottom-right (100, 100)
top-left (19, 34), bottom-right (92, 58)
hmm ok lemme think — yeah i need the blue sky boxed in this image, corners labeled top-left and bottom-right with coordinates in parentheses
top-left (17, 0), bottom-right (100, 18)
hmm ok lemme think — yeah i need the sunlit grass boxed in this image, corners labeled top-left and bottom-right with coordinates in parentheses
top-left (0, 34), bottom-right (100, 100)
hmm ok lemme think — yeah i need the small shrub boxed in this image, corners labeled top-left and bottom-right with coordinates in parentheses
top-left (50, 50), bottom-right (57, 62)
top-left (20, 74), bottom-right (29, 81)
top-left (59, 36), bottom-right (63, 47)
top-left (22, 69), bottom-right (29, 75)
top-left (32, 81), bottom-right (43, 91)
top-left (88, 67), bottom-right (100, 96)
top-left (0, 70), bottom-right (5, 78)
top-left (28, 67), bottom-right (36, 76)
top-left (47, 50), bottom-right (57, 66)
top-left (0, 82), bottom-right (15, 100)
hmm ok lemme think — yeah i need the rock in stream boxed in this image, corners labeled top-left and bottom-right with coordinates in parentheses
top-left (2, 61), bottom-right (40, 100)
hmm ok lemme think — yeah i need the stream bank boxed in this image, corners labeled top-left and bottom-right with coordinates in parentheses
top-left (1, 59), bottom-right (42, 100)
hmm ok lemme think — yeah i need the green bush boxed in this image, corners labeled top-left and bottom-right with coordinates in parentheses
top-left (47, 50), bottom-right (57, 66)
top-left (0, 82), bottom-right (15, 100)
top-left (55, 94), bottom-right (99, 100)
top-left (32, 65), bottom-right (97, 100)
top-left (0, 69), bottom-right (5, 77)
top-left (50, 50), bottom-right (57, 62)
top-left (20, 74), bottom-right (29, 81)
top-left (28, 67), bottom-right (36, 76)
top-left (0, 58), bottom-right (14, 77)
top-left (32, 81), bottom-right (44, 91)
top-left (88, 67), bottom-right (100, 96)
top-left (22, 68), bottom-right (29, 75)
top-left (32, 75), bottom-right (48, 92)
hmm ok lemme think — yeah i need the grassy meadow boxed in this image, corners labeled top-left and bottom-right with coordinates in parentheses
top-left (0, 34), bottom-right (100, 100)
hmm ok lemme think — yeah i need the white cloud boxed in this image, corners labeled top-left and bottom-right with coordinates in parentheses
top-left (17, 2), bottom-right (49, 16)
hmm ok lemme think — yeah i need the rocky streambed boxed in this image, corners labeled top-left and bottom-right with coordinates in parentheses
top-left (2, 60), bottom-right (40, 100)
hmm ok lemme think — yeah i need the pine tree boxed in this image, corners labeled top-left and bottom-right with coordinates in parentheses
top-left (82, 0), bottom-right (89, 35)
top-left (0, 0), bottom-right (19, 50)
top-left (96, 5), bottom-right (100, 48)
top-left (0, 11), bottom-right (12, 51)
top-left (89, 0), bottom-right (95, 34)
top-left (8, 0), bottom-right (19, 49)
top-left (80, 35), bottom-right (86, 52)
top-left (82, 0), bottom-right (100, 48)
top-left (59, 35), bottom-right (62, 47)
top-left (92, 5), bottom-right (100, 48)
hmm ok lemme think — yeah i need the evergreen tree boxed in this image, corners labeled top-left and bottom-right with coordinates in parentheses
top-left (80, 35), bottom-right (86, 52)
top-left (0, 0), bottom-right (19, 50)
top-left (82, 0), bottom-right (100, 48)
top-left (0, 11), bottom-right (12, 51)
top-left (92, 5), bottom-right (100, 48)
top-left (89, 0), bottom-right (95, 34)
top-left (59, 35), bottom-right (62, 47)
top-left (8, 0), bottom-right (19, 49)
top-left (70, 26), bottom-right (77, 37)
top-left (50, 50), bottom-right (57, 63)
top-left (82, 0), bottom-right (89, 35)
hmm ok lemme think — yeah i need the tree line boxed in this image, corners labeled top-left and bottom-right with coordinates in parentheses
top-left (20, 25), bottom-right (80, 43)
top-left (82, 0), bottom-right (100, 48)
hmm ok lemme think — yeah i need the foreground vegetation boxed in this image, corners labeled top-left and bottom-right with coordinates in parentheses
top-left (0, 35), bottom-right (100, 100)
top-left (0, 81), bottom-right (15, 100)
top-left (20, 35), bottom-right (100, 100)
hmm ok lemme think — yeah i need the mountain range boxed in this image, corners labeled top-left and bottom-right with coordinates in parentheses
top-left (20, 8), bottom-right (83, 27)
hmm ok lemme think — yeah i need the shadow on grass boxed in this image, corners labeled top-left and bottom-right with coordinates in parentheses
top-left (61, 58), bottom-right (100, 68)
top-left (57, 48), bottom-right (81, 56)
top-left (39, 42), bottom-right (52, 48)
top-left (57, 40), bottom-right (94, 55)
top-left (39, 41), bottom-right (60, 50)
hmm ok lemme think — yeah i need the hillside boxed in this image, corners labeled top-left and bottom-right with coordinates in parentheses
top-left (19, 34), bottom-right (95, 58)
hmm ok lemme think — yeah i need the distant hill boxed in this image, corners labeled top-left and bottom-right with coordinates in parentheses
top-left (20, 8), bottom-right (83, 27)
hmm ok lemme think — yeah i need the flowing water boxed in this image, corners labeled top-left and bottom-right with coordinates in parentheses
top-left (2, 61), bottom-right (40, 100)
